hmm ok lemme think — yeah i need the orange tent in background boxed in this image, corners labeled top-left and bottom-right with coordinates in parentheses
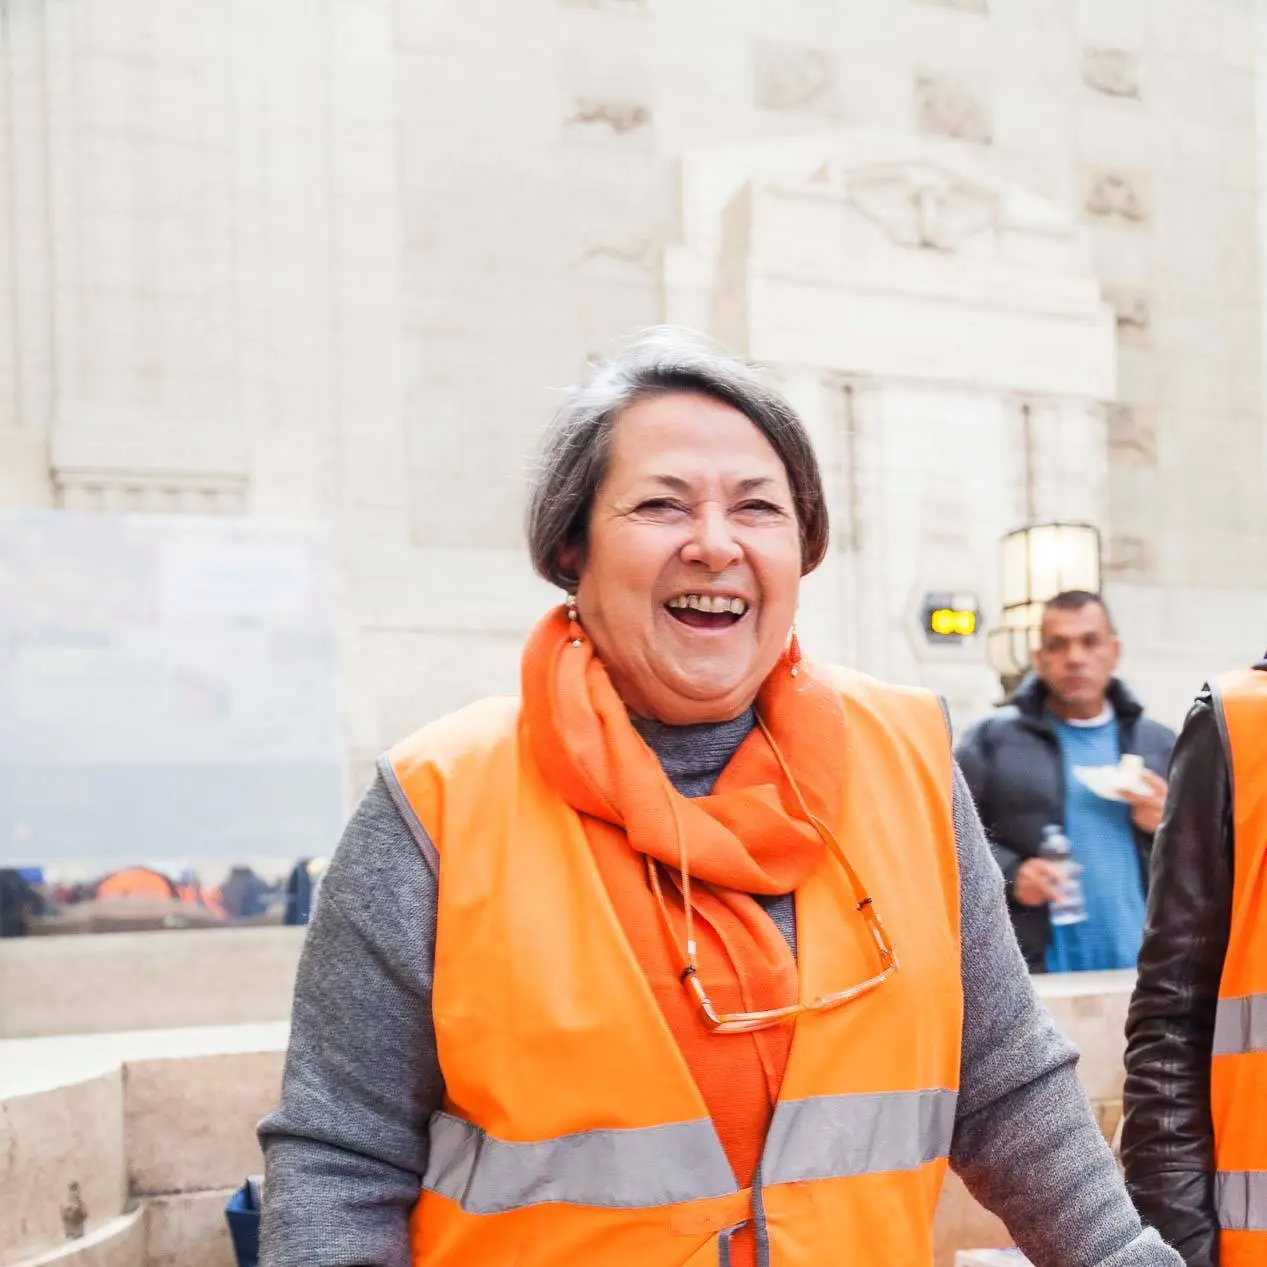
top-left (96, 867), bottom-right (178, 901)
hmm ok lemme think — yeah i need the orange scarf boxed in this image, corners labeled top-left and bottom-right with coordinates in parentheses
top-left (521, 609), bottom-right (848, 1197)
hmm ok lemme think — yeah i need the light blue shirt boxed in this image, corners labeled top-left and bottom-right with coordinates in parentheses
top-left (1045, 709), bottom-right (1147, 973)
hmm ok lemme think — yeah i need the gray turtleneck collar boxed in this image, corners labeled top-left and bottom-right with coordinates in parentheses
top-left (630, 708), bottom-right (756, 798)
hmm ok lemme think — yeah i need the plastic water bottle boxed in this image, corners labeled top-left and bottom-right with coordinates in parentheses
top-left (1040, 825), bottom-right (1087, 926)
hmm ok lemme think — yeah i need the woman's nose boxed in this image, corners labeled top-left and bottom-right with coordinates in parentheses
top-left (681, 505), bottom-right (742, 572)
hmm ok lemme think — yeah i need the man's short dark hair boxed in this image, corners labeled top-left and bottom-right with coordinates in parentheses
top-left (1042, 589), bottom-right (1115, 633)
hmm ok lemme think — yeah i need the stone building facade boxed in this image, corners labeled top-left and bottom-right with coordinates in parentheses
top-left (1, 0), bottom-right (1264, 795)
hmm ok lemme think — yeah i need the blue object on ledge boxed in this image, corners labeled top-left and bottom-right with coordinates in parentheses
top-left (225, 1176), bottom-right (262, 1267)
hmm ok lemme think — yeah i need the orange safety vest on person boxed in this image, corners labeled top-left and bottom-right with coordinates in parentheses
top-left (1211, 667), bottom-right (1267, 1267)
top-left (385, 671), bottom-right (963, 1267)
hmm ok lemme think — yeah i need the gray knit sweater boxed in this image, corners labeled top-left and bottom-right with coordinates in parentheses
top-left (259, 710), bottom-right (1180, 1267)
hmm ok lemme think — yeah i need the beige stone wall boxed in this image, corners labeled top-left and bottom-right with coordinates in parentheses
top-left (0, 929), bottom-right (304, 1040)
top-left (396, 0), bottom-right (1265, 557)
top-left (0, 0), bottom-right (1263, 791)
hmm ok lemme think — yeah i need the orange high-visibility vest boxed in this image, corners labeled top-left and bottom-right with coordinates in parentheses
top-left (1211, 667), bottom-right (1267, 1267)
top-left (385, 671), bottom-right (962, 1267)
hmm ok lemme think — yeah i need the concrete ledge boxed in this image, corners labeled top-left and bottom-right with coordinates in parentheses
top-left (10, 1210), bottom-right (146, 1267)
top-left (0, 1024), bottom-right (290, 1101)
top-left (1037, 969), bottom-right (1132, 1103)
top-left (0, 929), bottom-right (304, 1039)
top-left (126, 1052), bottom-right (283, 1196)
top-left (0, 1027), bottom-right (284, 1267)
top-left (0, 1074), bottom-right (128, 1265)
top-left (145, 1190), bottom-right (237, 1267)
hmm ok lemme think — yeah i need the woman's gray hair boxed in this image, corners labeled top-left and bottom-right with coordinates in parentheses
top-left (526, 328), bottom-right (829, 590)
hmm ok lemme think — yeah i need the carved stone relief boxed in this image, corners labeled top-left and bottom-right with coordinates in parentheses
top-left (1082, 48), bottom-right (1142, 100)
top-left (1082, 168), bottom-right (1150, 228)
top-left (1103, 286), bottom-right (1151, 344)
top-left (565, 98), bottom-right (652, 136)
top-left (53, 472), bottom-right (248, 515)
top-left (847, 164), bottom-right (997, 251)
top-left (1107, 404), bottom-right (1157, 466)
top-left (915, 0), bottom-right (988, 13)
top-left (915, 73), bottom-right (991, 145)
top-left (47, 415), bottom-right (249, 517)
top-left (1104, 533), bottom-right (1154, 578)
top-left (572, 235), bottom-right (658, 276)
top-left (754, 44), bottom-right (838, 116)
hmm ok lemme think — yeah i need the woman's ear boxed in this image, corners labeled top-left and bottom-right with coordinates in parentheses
top-left (556, 542), bottom-right (582, 588)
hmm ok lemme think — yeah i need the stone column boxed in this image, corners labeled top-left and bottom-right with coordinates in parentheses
top-left (0, 0), bottom-right (59, 505)
top-left (0, 0), bottom-right (419, 796)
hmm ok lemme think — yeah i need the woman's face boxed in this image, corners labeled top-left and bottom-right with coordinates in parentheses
top-left (569, 391), bottom-right (803, 725)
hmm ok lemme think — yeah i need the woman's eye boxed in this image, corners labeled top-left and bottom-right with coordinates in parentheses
top-left (636, 499), bottom-right (687, 514)
top-left (735, 500), bottom-right (785, 517)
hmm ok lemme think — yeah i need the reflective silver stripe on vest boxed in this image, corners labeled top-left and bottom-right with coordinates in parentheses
top-left (422, 1112), bottom-right (738, 1213)
top-left (1214, 994), bottom-right (1267, 1056)
top-left (1216, 1171), bottom-right (1267, 1232)
top-left (763, 1088), bottom-right (958, 1186)
top-left (424, 1087), bottom-right (957, 1215)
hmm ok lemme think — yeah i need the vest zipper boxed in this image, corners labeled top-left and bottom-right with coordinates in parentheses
top-left (752, 1162), bottom-right (772, 1266)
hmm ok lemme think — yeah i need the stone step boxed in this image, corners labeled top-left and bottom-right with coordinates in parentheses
top-left (10, 1209), bottom-right (146, 1267)
top-left (0, 1025), bottom-right (284, 1267)
top-left (146, 1190), bottom-right (238, 1267)
top-left (0, 1074), bottom-right (128, 1266)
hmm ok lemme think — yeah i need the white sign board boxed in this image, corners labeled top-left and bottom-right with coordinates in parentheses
top-left (0, 512), bottom-right (344, 865)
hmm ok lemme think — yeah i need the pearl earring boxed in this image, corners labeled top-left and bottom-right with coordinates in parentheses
top-left (565, 594), bottom-right (583, 648)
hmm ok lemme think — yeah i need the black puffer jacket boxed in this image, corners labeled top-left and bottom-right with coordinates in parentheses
top-left (955, 674), bottom-right (1176, 971)
top-left (1121, 663), bottom-right (1260, 1267)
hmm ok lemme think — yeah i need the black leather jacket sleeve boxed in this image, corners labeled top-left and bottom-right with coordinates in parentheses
top-left (1122, 691), bottom-right (1234, 1267)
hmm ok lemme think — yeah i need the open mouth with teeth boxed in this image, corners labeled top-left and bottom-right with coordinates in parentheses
top-left (665, 593), bottom-right (750, 629)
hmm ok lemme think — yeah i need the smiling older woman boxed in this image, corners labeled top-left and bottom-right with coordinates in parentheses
top-left (259, 331), bottom-right (1179, 1267)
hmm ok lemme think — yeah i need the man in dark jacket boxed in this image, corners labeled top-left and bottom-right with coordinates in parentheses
top-left (956, 590), bottom-right (1175, 972)
top-left (1121, 656), bottom-right (1265, 1267)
